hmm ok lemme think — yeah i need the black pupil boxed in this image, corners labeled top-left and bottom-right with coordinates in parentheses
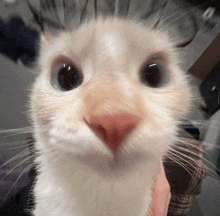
top-left (141, 63), bottom-right (161, 87)
top-left (58, 64), bottom-right (79, 90)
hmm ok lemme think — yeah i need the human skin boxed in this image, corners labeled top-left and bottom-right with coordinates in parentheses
top-left (149, 163), bottom-right (171, 216)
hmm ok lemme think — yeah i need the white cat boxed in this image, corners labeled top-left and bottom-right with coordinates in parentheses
top-left (30, 17), bottom-right (191, 216)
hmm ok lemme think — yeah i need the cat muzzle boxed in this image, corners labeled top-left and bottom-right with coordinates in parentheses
top-left (84, 113), bottom-right (141, 151)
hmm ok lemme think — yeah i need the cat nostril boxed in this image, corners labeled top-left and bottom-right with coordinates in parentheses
top-left (85, 113), bottom-right (141, 151)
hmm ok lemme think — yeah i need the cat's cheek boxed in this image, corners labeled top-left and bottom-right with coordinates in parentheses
top-left (31, 93), bottom-right (51, 127)
top-left (169, 68), bottom-right (192, 120)
top-left (173, 80), bottom-right (192, 121)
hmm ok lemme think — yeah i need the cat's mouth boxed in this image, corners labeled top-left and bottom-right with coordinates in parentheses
top-left (73, 147), bottom-right (151, 178)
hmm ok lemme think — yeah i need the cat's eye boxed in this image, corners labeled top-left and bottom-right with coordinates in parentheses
top-left (51, 62), bottom-right (83, 91)
top-left (140, 58), bottom-right (167, 88)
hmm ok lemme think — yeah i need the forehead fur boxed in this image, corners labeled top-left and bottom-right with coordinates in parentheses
top-left (39, 18), bottom-right (176, 72)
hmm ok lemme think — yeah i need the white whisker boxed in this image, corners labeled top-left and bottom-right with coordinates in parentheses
top-left (0, 142), bottom-right (29, 150)
top-left (168, 146), bottom-right (204, 171)
top-left (0, 127), bottom-right (33, 134)
top-left (0, 156), bottom-right (32, 184)
top-left (0, 149), bottom-right (30, 168)
top-left (173, 144), bottom-right (219, 176)
top-left (164, 151), bottom-right (193, 176)
top-left (0, 139), bottom-right (28, 147)
top-left (3, 164), bottom-right (32, 203)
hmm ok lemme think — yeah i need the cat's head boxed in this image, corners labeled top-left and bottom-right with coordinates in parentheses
top-left (30, 18), bottom-right (191, 175)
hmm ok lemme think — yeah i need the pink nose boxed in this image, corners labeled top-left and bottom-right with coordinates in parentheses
top-left (85, 113), bottom-right (140, 151)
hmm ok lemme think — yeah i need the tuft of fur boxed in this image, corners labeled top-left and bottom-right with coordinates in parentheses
top-left (30, 18), bottom-right (191, 216)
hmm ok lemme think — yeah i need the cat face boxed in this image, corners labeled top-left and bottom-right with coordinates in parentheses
top-left (31, 18), bottom-right (191, 175)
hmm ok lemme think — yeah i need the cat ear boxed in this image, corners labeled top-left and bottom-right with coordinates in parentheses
top-left (41, 32), bottom-right (53, 43)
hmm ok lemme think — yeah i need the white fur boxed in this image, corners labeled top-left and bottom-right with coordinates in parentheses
top-left (30, 18), bottom-right (191, 216)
